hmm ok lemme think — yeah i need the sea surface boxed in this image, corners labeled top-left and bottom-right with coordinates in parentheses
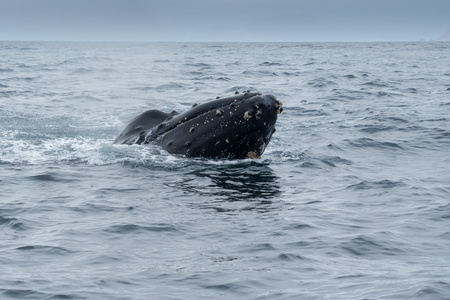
top-left (1, 41), bottom-right (449, 300)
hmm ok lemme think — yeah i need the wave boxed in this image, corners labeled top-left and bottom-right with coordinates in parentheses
top-left (241, 70), bottom-right (279, 76)
top-left (281, 71), bottom-right (302, 76)
top-left (307, 77), bottom-right (336, 88)
top-left (0, 289), bottom-right (55, 300)
top-left (184, 62), bottom-right (212, 69)
top-left (259, 62), bottom-right (283, 66)
top-left (105, 223), bottom-right (181, 234)
top-left (358, 125), bottom-right (395, 134)
top-left (362, 80), bottom-right (389, 88)
top-left (292, 107), bottom-right (328, 117)
top-left (216, 76), bottom-right (231, 81)
top-left (155, 82), bottom-right (185, 92)
top-left (319, 156), bottom-right (353, 167)
top-left (346, 138), bottom-right (404, 150)
top-left (0, 216), bottom-right (27, 231)
top-left (347, 180), bottom-right (406, 190)
top-left (71, 67), bottom-right (93, 74)
top-left (16, 245), bottom-right (73, 255)
top-left (339, 234), bottom-right (406, 257)
top-left (0, 68), bottom-right (14, 73)
top-left (27, 173), bottom-right (80, 183)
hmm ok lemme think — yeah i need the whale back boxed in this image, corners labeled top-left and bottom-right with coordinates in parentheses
top-left (113, 109), bottom-right (178, 145)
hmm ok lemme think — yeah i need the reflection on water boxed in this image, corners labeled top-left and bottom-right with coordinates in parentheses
top-left (167, 162), bottom-right (281, 212)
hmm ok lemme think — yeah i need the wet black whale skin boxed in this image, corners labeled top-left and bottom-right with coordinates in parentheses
top-left (114, 92), bottom-right (282, 159)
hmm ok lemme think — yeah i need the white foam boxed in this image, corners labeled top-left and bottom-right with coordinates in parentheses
top-left (0, 130), bottom-right (165, 166)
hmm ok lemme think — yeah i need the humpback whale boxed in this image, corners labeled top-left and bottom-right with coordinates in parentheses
top-left (114, 92), bottom-right (283, 159)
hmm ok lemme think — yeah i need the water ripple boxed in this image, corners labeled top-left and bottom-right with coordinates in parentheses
top-left (15, 245), bottom-right (73, 255)
top-left (0, 216), bottom-right (27, 231)
top-left (104, 223), bottom-right (181, 234)
top-left (347, 180), bottom-right (406, 190)
top-left (339, 234), bottom-right (406, 257)
top-left (346, 138), bottom-right (404, 150)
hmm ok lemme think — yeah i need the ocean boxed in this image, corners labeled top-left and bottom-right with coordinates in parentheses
top-left (1, 41), bottom-right (449, 299)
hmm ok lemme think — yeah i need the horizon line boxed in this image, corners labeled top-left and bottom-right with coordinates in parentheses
top-left (1, 39), bottom-right (446, 43)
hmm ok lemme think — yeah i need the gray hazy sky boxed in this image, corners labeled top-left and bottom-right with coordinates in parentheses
top-left (1, 0), bottom-right (449, 42)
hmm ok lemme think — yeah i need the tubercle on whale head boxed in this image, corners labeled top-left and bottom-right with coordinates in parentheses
top-left (277, 100), bottom-right (283, 114)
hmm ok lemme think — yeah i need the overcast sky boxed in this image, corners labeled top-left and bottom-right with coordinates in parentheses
top-left (1, 0), bottom-right (449, 42)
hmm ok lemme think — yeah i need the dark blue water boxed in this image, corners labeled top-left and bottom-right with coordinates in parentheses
top-left (1, 41), bottom-right (450, 299)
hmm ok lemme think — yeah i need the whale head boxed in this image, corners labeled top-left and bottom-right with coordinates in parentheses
top-left (149, 92), bottom-right (283, 159)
